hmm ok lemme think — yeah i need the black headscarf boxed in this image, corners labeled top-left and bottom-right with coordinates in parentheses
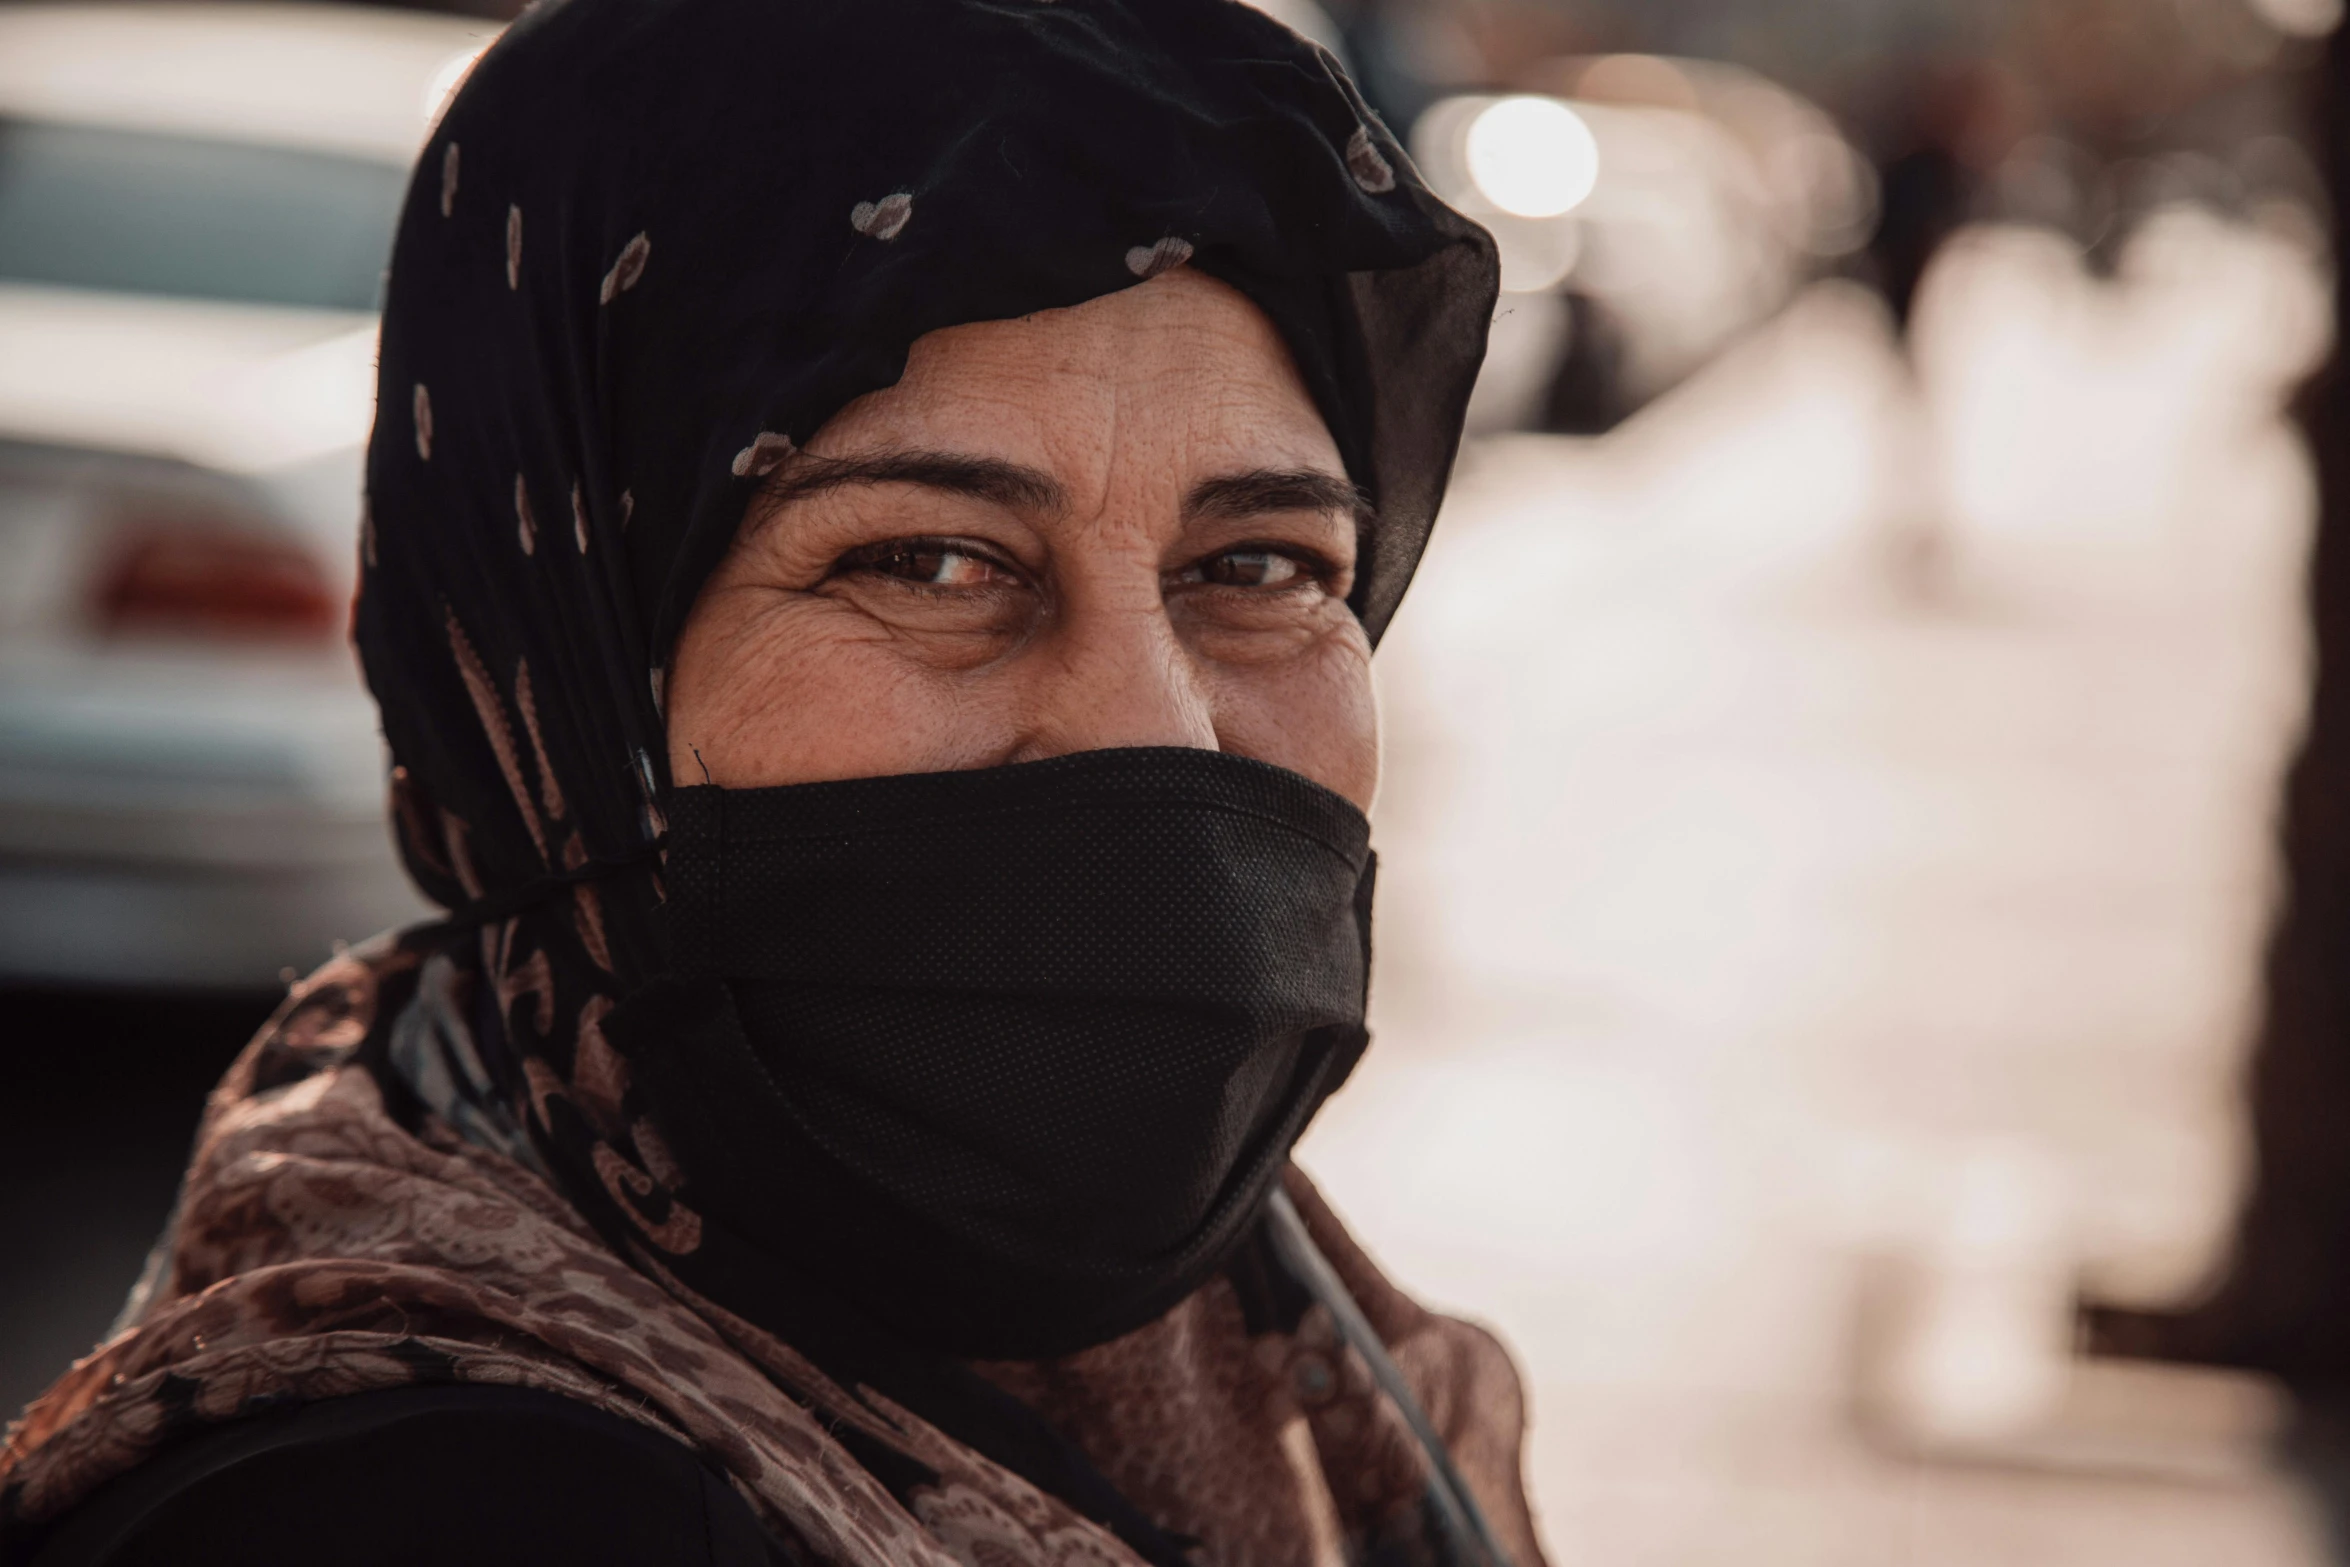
top-left (355, 0), bottom-right (1495, 1474)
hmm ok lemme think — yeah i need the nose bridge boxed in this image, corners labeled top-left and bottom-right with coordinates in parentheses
top-left (1016, 572), bottom-right (1218, 761)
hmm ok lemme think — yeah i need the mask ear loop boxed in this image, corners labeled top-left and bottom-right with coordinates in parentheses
top-left (1262, 1186), bottom-right (1518, 1567)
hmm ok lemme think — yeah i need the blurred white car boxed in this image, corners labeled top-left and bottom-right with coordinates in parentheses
top-left (0, 4), bottom-right (496, 987)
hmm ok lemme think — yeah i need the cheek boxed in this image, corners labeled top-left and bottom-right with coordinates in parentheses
top-left (667, 596), bottom-right (1004, 787)
top-left (1206, 627), bottom-right (1379, 812)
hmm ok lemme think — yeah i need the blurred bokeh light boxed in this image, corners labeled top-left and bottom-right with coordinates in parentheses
top-left (1467, 95), bottom-right (1604, 217)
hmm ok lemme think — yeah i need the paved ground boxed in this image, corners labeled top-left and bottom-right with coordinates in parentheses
top-left (1301, 214), bottom-right (2338, 1563)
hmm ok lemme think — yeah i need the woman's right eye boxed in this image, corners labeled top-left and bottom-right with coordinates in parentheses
top-left (837, 539), bottom-right (1016, 588)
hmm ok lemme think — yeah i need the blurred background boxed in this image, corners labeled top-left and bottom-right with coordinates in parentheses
top-left (3, 0), bottom-right (2348, 1559)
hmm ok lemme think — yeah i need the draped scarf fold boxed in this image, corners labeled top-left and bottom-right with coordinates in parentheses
top-left (1, 942), bottom-right (1546, 1566)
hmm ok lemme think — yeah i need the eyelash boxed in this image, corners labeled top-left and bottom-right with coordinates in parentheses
top-left (835, 537), bottom-right (1022, 589)
top-left (832, 537), bottom-right (1340, 591)
top-left (1184, 543), bottom-right (1339, 590)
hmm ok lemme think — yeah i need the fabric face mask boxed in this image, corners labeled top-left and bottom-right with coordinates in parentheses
top-left (604, 746), bottom-right (1375, 1361)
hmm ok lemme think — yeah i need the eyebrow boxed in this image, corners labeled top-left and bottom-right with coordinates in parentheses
top-left (756, 447), bottom-right (1374, 535)
top-left (1182, 468), bottom-right (1372, 534)
top-left (757, 450), bottom-right (1065, 517)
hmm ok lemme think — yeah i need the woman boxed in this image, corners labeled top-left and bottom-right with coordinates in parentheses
top-left (0, 0), bottom-right (1532, 1562)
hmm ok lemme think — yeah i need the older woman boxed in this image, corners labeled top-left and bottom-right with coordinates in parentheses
top-left (0, 1), bottom-right (1532, 1563)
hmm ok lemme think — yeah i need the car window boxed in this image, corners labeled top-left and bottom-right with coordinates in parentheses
top-left (0, 119), bottom-right (408, 312)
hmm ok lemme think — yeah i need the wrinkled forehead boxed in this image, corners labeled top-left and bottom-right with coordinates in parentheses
top-left (798, 271), bottom-right (1350, 513)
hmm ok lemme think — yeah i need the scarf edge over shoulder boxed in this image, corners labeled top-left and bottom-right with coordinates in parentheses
top-left (0, 939), bottom-right (1548, 1567)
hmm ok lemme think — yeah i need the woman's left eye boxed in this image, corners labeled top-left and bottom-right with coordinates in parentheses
top-left (1189, 549), bottom-right (1311, 589)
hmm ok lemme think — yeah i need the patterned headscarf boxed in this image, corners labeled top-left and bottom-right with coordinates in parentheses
top-left (356, 0), bottom-right (1495, 1435)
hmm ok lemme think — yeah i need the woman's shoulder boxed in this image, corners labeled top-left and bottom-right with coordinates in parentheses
top-left (13, 1386), bottom-right (788, 1567)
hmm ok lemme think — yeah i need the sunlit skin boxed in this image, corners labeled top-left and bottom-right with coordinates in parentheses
top-left (665, 267), bottom-right (1380, 812)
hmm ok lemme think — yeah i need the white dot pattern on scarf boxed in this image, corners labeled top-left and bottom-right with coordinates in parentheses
top-left (850, 193), bottom-right (914, 242)
top-left (515, 473), bottom-right (538, 555)
top-left (1125, 236), bottom-right (1193, 278)
top-left (1345, 126), bottom-right (1394, 194)
top-left (599, 233), bottom-right (651, 303)
top-left (731, 431), bottom-right (796, 478)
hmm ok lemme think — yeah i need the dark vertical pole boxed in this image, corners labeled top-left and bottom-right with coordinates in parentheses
top-left (2116, 27), bottom-right (2350, 1397)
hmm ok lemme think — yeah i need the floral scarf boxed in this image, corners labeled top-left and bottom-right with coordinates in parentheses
top-left (1, 940), bottom-right (1545, 1566)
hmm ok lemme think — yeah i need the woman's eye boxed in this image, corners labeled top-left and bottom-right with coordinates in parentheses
top-left (841, 539), bottom-right (1013, 588)
top-left (1194, 549), bottom-right (1310, 589)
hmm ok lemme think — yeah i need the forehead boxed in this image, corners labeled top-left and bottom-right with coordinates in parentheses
top-left (803, 269), bottom-right (1345, 492)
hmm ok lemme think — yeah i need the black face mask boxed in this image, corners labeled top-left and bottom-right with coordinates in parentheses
top-left (603, 747), bottom-right (1375, 1361)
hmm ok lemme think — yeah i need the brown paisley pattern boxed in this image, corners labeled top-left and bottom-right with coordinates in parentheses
top-left (0, 944), bottom-right (1546, 1566)
top-left (979, 1178), bottom-right (1547, 1567)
